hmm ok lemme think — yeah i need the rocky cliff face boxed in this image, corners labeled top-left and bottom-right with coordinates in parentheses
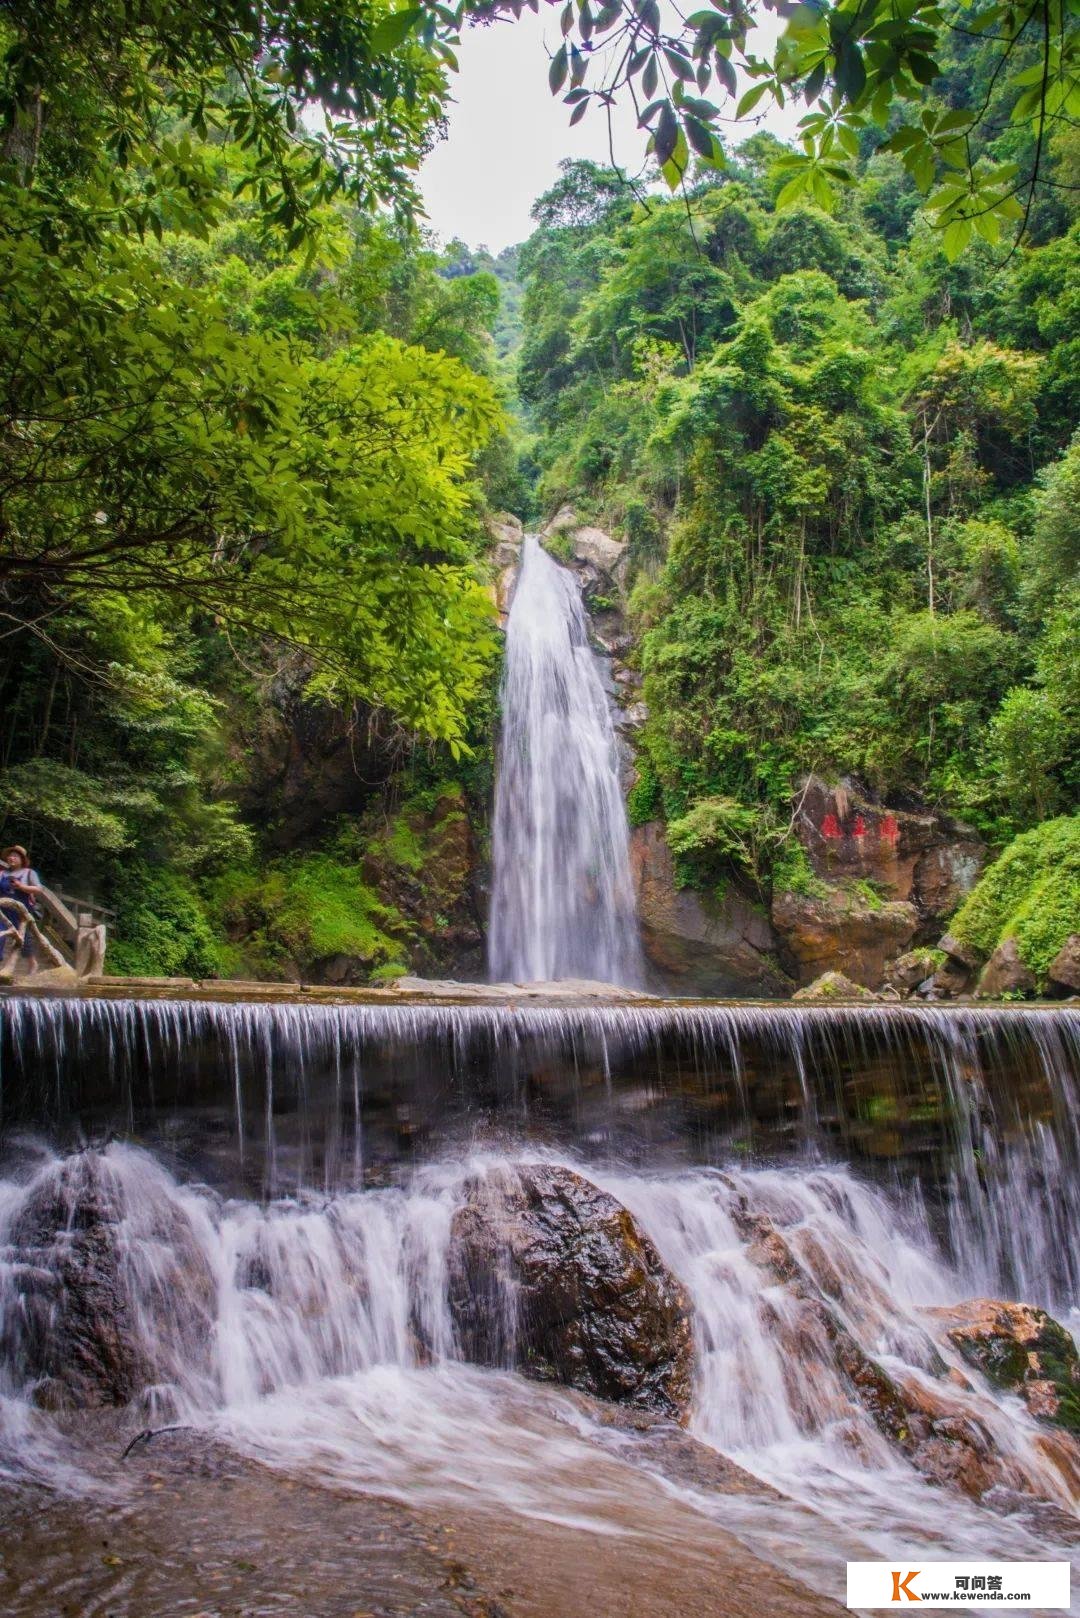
top-left (630, 820), bottom-right (792, 997)
top-left (770, 776), bottom-right (986, 994)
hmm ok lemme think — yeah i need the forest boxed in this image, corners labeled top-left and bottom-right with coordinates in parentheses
top-left (1, 0), bottom-right (1077, 991)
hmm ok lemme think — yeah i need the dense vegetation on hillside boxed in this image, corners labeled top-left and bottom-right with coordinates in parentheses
top-left (0, 2), bottom-right (516, 976)
top-left (515, 107), bottom-right (1078, 924)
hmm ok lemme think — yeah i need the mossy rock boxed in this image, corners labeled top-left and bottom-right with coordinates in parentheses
top-left (949, 815), bottom-right (1080, 993)
top-left (792, 971), bottom-right (880, 1002)
top-left (929, 1299), bottom-right (1080, 1434)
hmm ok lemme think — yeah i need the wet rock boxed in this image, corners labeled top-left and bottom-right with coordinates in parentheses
top-left (976, 937), bottom-right (1037, 999)
top-left (4, 1151), bottom-right (216, 1408)
top-left (1048, 935), bottom-right (1080, 995)
top-left (926, 1300), bottom-right (1080, 1433)
top-left (792, 972), bottom-right (880, 1001)
top-left (447, 1164), bottom-right (693, 1420)
top-left (629, 820), bottom-right (792, 997)
top-left (772, 886), bottom-right (918, 990)
top-left (733, 1205), bottom-right (1055, 1503)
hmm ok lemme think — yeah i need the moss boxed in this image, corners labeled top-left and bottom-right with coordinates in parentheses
top-left (950, 814), bottom-right (1080, 986)
top-left (108, 862), bottom-right (225, 978)
top-left (210, 854), bottom-right (407, 979)
top-left (771, 840), bottom-right (829, 900)
top-left (543, 529), bottom-right (575, 564)
top-left (626, 760), bottom-right (662, 827)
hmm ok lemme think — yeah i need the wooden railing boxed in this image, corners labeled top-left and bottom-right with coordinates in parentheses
top-left (1, 885), bottom-right (109, 978)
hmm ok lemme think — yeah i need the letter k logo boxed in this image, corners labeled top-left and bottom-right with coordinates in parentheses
top-left (891, 1570), bottom-right (921, 1602)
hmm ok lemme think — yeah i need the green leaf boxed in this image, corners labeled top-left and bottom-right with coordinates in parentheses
top-left (369, 8), bottom-right (424, 54)
top-left (655, 100), bottom-right (679, 164)
top-left (549, 43), bottom-right (569, 93)
top-left (736, 83), bottom-right (769, 117)
top-left (942, 216), bottom-right (973, 258)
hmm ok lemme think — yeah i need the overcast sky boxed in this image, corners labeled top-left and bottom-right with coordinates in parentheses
top-left (418, 9), bottom-right (801, 253)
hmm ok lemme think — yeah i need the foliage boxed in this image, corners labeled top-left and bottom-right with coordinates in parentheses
top-left (212, 854), bottom-right (408, 979)
top-left (948, 816), bottom-right (1080, 985)
top-left (108, 863), bottom-right (225, 979)
top-left (516, 134), bottom-right (1078, 927)
top-left (506, 0), bottom-right (1078, 254)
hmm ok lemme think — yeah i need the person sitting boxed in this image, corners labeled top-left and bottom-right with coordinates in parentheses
top-left (0, 845), bottom-right (43, 971)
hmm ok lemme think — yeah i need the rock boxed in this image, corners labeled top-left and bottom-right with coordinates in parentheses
top-left (925, 958), bottom-right (973, 1000)
top-left (976, 936), bottom-right (1037, 998)
top-left (792, 972), bottom-right (880, 1002)
top-left (486, 510), bottom-right (524, 572)
top-left (629, 821), bottom-right (792, 997)
top-left (912, 842), bottom-right (985, 920)
top-left (5, 1151), bottom-right (215, 1408)
top-left (925, 1299), bottom-right (1080, 1433)
top-left (569, 524), bottom-right (626, 575)
top-left (541, 506), bottom-right (628, 590)
top-left (939, 931), bottom-right (984, 973)
top-left (616, 700), bottom-right (648, 732)
top-left (884, 949), bottom-right (943, 994)
top-left (1048, 935), bottom-right (1080, 994)
top-left (771, 886), bottom-right (919, 990)
top-left (448, 1164), bottom-right (693, 1420)
top-left (792, 776), bottom-right (984, 923)
top-left (735, 1204), bottom-right (1073, 1504)
top-left (360, 786), bottom-right (483, 981)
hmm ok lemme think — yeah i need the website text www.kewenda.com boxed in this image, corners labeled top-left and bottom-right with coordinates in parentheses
top-left (916, 1592), bottom-right (1031, 1604)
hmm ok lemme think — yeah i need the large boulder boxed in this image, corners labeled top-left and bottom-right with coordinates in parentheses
top-left (772, 886), bottom-right (919, 991)
top-left (629, 820), bottom-right (792, 997)
top-left (1048, 935), bottom-right (1080, 995)
top-left (4, 1150), bottom-right (216, 1409)
top-left (925, 1300), bottom-right (1080, 1432)
top-left (447, 1164), bottom-right (693, 1420)
top-left (792, 776), bottom-right (984, 926)
top-left (541, 506), bottom-right (628, 592)
top-left (791, 972), bottom-right (879, 1002)
top-left (976, 936), bottom-right (1037, 999)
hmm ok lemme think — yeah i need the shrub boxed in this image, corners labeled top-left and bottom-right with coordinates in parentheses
top-left (107, 863), bottom-right (224, 979)
top-left (949, 815), bottom-right (1080, 986)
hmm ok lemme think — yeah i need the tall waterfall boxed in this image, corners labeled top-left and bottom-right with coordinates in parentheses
top-left (489, 534), bottom-right (642, 985)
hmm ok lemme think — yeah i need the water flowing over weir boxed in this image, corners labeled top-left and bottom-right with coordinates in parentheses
top-left (488, 534), bottom-right (643, 985)
top-left (3, 995), bottom-right (1080, 1309)
top-left (1, 991), bottom-right (1080, 1610)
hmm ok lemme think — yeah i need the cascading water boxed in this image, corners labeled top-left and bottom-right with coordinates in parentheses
top-left (2, 1143), bottom-right (1078, 1613)
top-left (488, 534), bottom-right (643, 985)
top-left (3, 996), bottom-right (1080, 1612)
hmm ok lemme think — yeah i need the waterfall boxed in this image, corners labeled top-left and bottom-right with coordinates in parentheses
top-left (488, 534), bottom-right (642, 985)
top-left (4, 995), bottom-right (1080, 1311)
top-left (1, 1144), bottom-right (1077, 1598)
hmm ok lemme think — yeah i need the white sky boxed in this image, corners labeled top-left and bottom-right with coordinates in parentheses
top-left (418, 9), bottom-right (801, 252)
